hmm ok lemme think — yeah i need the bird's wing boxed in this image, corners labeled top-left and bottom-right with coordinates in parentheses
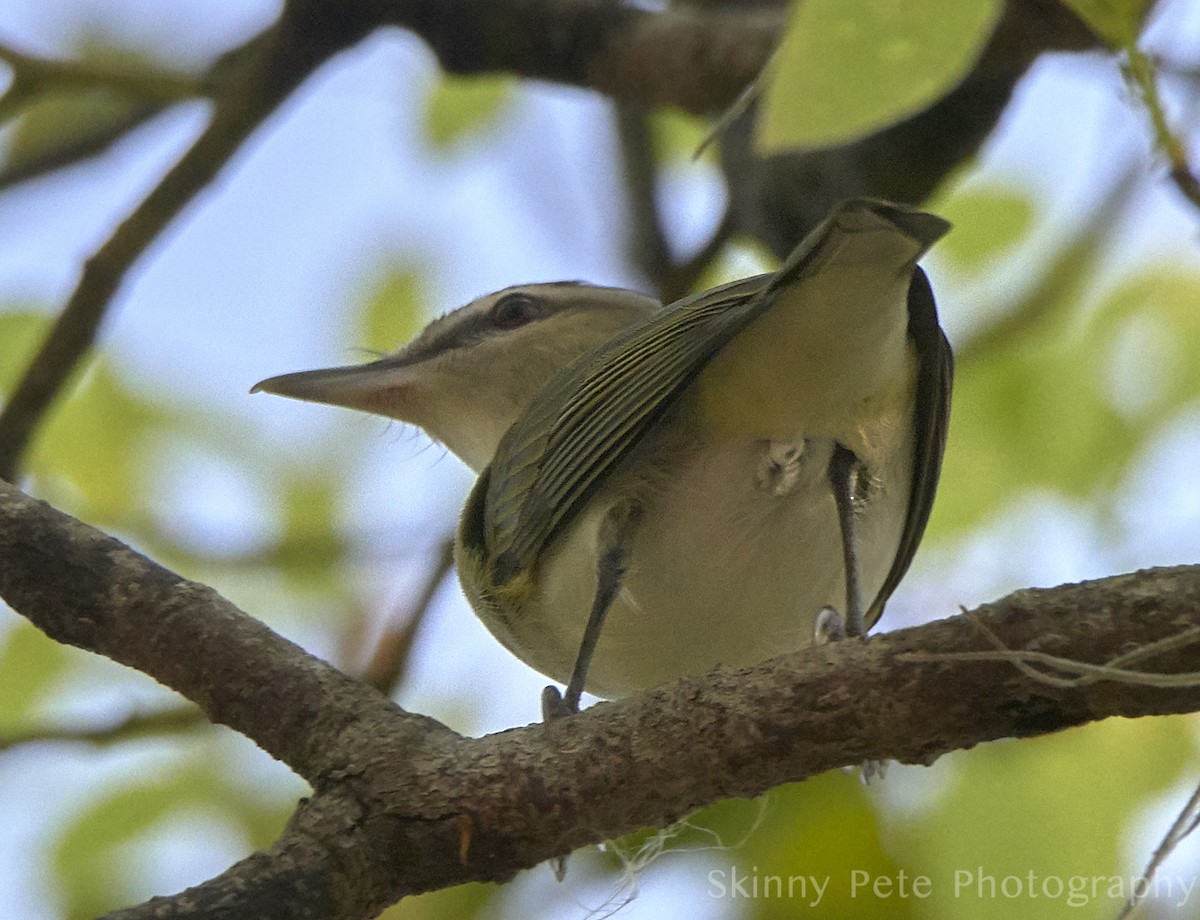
top-left (864, 266), bottom-right (953, 628)
top-left (482, 273), bottom-right (774, 586)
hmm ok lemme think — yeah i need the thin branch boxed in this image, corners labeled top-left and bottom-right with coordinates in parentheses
top-left (0, 102), bottom-right (166, 190)
top-left (0, 9), bottom-right (371, 481)
top-left (615, 103), bottom-right (734, 303)
top-left (1118, 778), bottom-right (1200, 920)
top-left (364, 0), bottom-right (783, 115)
top-left (359, 536), bottom-right (455, 696)
top-left (0, 39), bottom-right (202, 101)
top-left (5, 479), bottom-right (1200, 917)
top-left (0, 704), bottom-right (205, 752)
top-left (1124, 48), bottom-right (1200, 213)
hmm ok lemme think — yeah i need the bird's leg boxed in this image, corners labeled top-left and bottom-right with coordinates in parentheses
top-left (541, 504), bottom-right (639, 722)
top-left (824, 443), bottom-right (866, 639)
top-left (822, 445), bottom-right (888, 785)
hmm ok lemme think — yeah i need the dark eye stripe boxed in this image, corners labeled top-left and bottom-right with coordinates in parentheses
top-left (491, 293), bottom-right (547, 329)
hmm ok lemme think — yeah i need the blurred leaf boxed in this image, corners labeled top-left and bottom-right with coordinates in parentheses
top-left (649, 107), bottom-right (714, 163)
top-left (732, 774), bottom-right (919, 919)
top-left (32, 360), bottom-right (171, 525)
top-left (1061, 0), bottom-right (1154, 47)
top-left (692, 234), bottom-right (777, 293)
top-left (423, 75), bottom-right (512, 150)
top-left (0, 621), bottom-right (73, 732)
top-left (930, 262), bottom-right (1200, 538)
top-left (276, 470), bottom-right (344, 589)
top-left (5, 88), bottom-right (146, 173)
top-left (358, 266), bottom-right (428, 355)
top-left (221, 779), bottom-right (297, 852)
top-left (889, 717), bottom-right (1191, 918)
top-left (602, 776), bottom-right (913, 919)
top-left (934, 187), bottom-right (1035, 275)
top-left (386, 882), bottom-right (496, 920)
top-left (0, 310), bottom-right (51, 391)
top-left (759, 0), bottom-right (1001, 152)
top-left (54, 765), bottom-right (240, 919)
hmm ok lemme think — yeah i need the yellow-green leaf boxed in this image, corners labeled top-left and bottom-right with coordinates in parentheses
top-left (357, 266), bottom-right (427, 355)
top-left (31, 360), bottom-right (170, 524)
top-left (54, 766), bottom-right (236, 918)
top-left (0, 621), bottom-right (73, 733)
top-left (5, 89), bottom-right (145, 173)
top-left (1061, 0), bottom-right (1154, 47)
top-left (758, 0), bottom-right (1002, 153)
top-left (423, 75), bottom-right (512, 150)
top-left (933, 187), bottom-right (1035, 275)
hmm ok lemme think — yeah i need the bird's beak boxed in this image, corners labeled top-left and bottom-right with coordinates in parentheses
top-left (251, 357), bottom-right (415, 418)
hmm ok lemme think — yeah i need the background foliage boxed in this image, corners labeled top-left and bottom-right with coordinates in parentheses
top-left (2, 0), bottom-right (1200, 917)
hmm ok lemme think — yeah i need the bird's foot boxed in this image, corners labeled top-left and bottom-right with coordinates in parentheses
top-left (815, 607), bottom-right (888, 783)
top-left (541, 685), bottom-right (577, 722)
top-left (540, 686), bottom-right (577, 881)
top-left (813, 605), bottom-right (848, 643)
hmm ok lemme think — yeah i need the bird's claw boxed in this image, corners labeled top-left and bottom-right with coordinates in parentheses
top-left (813, 605), bottom-right (847, 644)
top-left (541, 685), bottom-right (576, 723)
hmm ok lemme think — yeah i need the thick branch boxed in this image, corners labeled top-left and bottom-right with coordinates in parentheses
top-left (362, 0), bottom-right (780, 114)
top-left (4, 480), bottom-right (1200, 918)
top-left (0, 481), bottom-right (453, 782)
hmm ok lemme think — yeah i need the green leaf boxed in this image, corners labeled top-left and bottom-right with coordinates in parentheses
top-left (733, 774), bottom-right (921, 919)
top-left (0, 621), bottom-right (73, 733)
top-left (0, 310), bottom-right (50, 392)
top-left (5, 88), bottom-right (146, 173)
top-left (386, 883), bottom-right (497, 920)
top-left (423, 75), bottom-right (512, 150)
top-left (649, 108), bottom-right (715, 163)
top-left (32, 359), bottom-right (170, 525)
top-left (1060, 0), bottom-right (1154, 47)
top-left (933, 187), bottom-right (1035, 275)
top-left (758, 0), bottom-right (1002, 153)
top-left (54, 766), bottom-right (236, 919)
top-left (273, 469), bottom-right (346, 592)
top-left (889, 717), bottom-right (1190, 919)
top-left (357, 266), bottom-right (428, 355)
top-left (929, 262), bottom-right (1200, 538)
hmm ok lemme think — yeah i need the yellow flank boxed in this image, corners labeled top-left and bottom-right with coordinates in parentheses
top-left (492, 564), bottom-right (537, 606)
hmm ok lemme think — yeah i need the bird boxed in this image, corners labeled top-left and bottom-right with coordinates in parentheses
top-left (253, 198), bottom-right (952, 719)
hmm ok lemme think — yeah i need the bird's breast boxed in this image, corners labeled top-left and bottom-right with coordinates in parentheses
top-left (472, 399), bottom-right (914, 697)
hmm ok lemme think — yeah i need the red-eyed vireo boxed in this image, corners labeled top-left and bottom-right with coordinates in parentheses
top-left (254, 198), bottom-right (953, 719)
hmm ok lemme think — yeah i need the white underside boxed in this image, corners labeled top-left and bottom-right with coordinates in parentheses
top-left (480, 415), bottom-right (914, 698)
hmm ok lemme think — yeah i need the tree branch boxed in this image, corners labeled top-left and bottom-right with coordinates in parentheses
top-left (0, 6), bottom-right (373, 481)
top-left (364, 0), bottom-right (781, 115)
top-left (3, 480), bottom-right (1200, 918)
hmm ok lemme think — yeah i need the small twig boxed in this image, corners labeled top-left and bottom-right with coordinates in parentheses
top-left (691, 44), bottom-right (776, 161)
top-left (359, 537), bottom-right (455, 697)
top-left (0, 13), bottom-right (369, 481)
top-left (0, 102), bottom-right (166, 190)
top-left (1123, 47), bottom-right (1200, 214)
top-left (898, 614), bottom-right (1200, 689)
top-left (0, 703), bottom-right (205, 753)
top-left (0, 38), bottom-right (201, 102)
top-left (615, 102), bottom-right (734, 304)
top-left (1117, 779), bottom-right (1200, 920)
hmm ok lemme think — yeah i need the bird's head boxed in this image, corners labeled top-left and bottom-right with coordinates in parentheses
top-left (252, 282), bottom-right (659, 472)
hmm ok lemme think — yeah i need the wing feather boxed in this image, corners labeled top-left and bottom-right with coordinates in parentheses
top-left (864, 266), bottom-right (953, 627)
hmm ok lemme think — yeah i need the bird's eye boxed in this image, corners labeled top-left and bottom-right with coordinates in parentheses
top-left (490, 293), bottom-right (545, 330)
